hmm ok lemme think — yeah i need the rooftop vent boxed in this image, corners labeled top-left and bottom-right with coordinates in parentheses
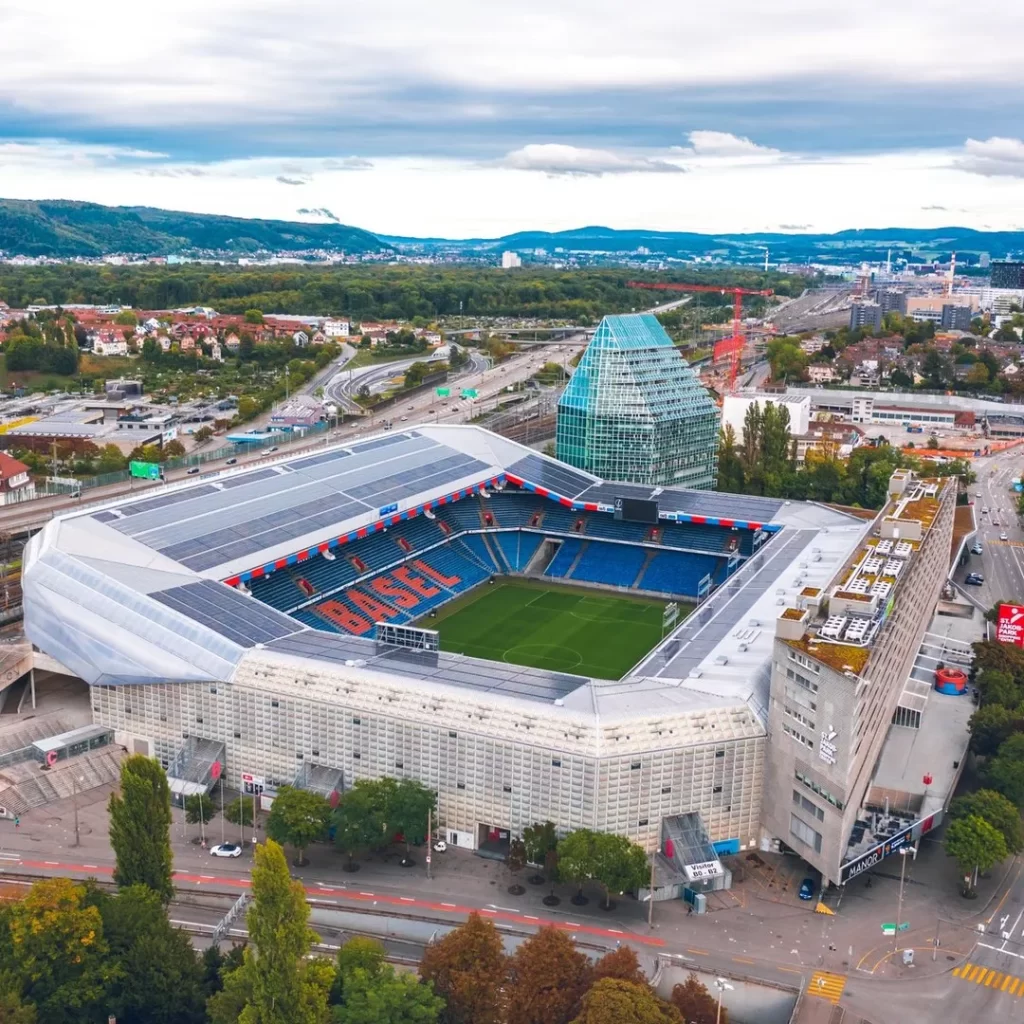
top-left (714, 655), bottom-right (729, 666)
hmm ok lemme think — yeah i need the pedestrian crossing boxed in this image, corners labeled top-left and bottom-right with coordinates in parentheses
top-left (952, 962), bottom-right (1024, 996)
top-left (807, 970), bottom-right (846, 1004)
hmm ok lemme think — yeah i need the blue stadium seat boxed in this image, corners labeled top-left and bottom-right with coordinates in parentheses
top-left (583, 514), bottom-right (648, 542)
top-left (544, 538), bottom-right (582, 578)
top-left (571, 542), bottom-right (647, 587)
top-left (495, 531), bottom-right (543, 571)
top-left (637, 551), bottom-right (723, 598)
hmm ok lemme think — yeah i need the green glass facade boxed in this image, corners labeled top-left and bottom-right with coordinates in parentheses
top-left (556, 313), bottom-right (719, 488)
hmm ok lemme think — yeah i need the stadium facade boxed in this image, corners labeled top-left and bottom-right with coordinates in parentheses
top-left (23, 422), bottom-right (954, 886)
top-left (556, 314), bottom-right (720, 489)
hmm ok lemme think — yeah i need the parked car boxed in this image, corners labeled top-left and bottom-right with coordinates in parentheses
top-left (982, 507), bottom-right (989, 514)
top-left (225, 457), bottom-right (238, 465)
top-left (971, 544), bottom-right (983, 555)
top-left (187, 467), bottom-right (200, 475)
top-left (210, 843), bottom-right (242, 858)
top-left (1001, 532), bottom-right (1009, 541)
top-left (798, 878), bottom-right (816, 901)
top-left (964, 572), bottom-right (985, 586)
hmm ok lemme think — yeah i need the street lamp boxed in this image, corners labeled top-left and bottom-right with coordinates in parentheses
top-left (894, 846), bottom-right (914, 951)
top-left (713, 978), bottom-right (734, 1024)
top-left (72, 774), bottom-right (84, 847)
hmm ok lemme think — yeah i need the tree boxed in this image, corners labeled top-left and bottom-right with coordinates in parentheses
top-left (591, 946), bottom-right (646, 986)
top-left (522, 821), bottom-right (559, 872)
top-left (97, 443), bottom-right (128, 473)
top-left (237, 395), bottom-right (259, 420)
top-left (949, 789), bottom-right (1024, 855)
top-left (420, 912), bottom-right (506, 1024)
top-left (968, 704), bottom-right (1019, 757)
top-left (977, 669), bottom-right (1022, 709)
top-left (927, 434), bottom-right (940, 450)
top-left (966, 363), bottom-right (990, 387)
top-left (193, 425), bottom-right (215, 444)
top-left (244, 309), bottom-right (265, 324)
top-left (390, 778), bottom-right (436, 862)
top-left (507, 838), bottom-right (527, 893)
top-left (185, 793), bottom-right (216, 826)
top-left (985, 733), bottom-right (1024, 806)
top-left (946, 814), bottom-right (1008, 893)
top-left (333, 780), bottom-right (388, 870)
top-left (716, 423), bottom-right (744, 493)
top-left (266, 786), bottom-right (332, 866)
top-left (109, 754), bottom-right (174, 903)
top-left (115, 311), bottom-right (139, 327)
top-left (557, 829), bottom-right (599, 902)
top-left (889, 367), bottom-right (913, 388)
top-left (505, 926), bottom-right (591, 1024)
top-left (669, 973), bottom-right (725, 1024)
top-left (4, 878), bottom-right (113, 1023)
top-left (765, 337), bottom-right (807, 382)
top-left (334, 938), bottom-right (443, 1024)
top-left (403, 361), bottom-right (430, 389)
top-left (591, 832), bottom-right (648, 909)
top-left (570, 979), bottom-right (681, 1024)
top-left (236, 840), bottom-right (333, 1024)
top-left (921, 349), bottom-right (951, 389)
top-left (0, 987), bottom-right (35, 1024)
top-left (225, 796), bottom-right (255, 827)
top-left (93, 884), bottom-right (206, 1024)
top-left (163, 439), bottom-right (186, 459)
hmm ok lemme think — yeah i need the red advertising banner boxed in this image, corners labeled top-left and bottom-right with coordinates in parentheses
top-left (997, 604), bottom-right (1024, 647)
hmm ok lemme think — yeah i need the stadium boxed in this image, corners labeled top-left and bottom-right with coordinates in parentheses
top-left (23, 421), bottom-right (873, 882)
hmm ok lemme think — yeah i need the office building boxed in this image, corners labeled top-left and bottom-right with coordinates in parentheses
top-left (849, 302), bottom-right (882, 333)
top-left (556, 314), bottom-right (720, 488)
top-left (762, 469), bottom-right (957, 885)
top-left (501, 251), bottom-right (522, 269)
top-left (940, 304), bottom-right (974, 332)
top-left (990, 260), bottom-right (1024, 290)
top-left (873, 289), bottom-right (907, 315)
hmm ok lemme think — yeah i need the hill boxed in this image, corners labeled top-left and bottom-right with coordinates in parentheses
top-left (0, 200), bottom-right (387, 257)
top-left (382, 224), bottom-right (1023, 265)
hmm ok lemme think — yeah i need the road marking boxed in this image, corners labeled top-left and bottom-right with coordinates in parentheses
top-left (1011, 978), bottom-right (1020, 996)
top-left (480, 908), bottom-right (496, 914)
top-left (566, 921), bottom-right (581, 927)
top-left (984, 970), bottom-right (1000, 987)
top-left (200, 875), bottom-right (215, 880)
top-left (43, 861), bottom-right (57, 866)
top-left (807, 971), bottom-right (846, 1005)
top-left (778, 967), bottom-right (802, 975)
top-left (968, 965), bottom-right (985, 982)
top-left (524, 915), bottom-right (538, 920)
top-left (440, 902), bottom-right (456, 908)
top-left (733, 957), bottom-right (755, 964)
top-left (1002, 974), bottom-right (1015, 992)
top-left (608, 928), bottom-right (623, 934)
top-left (359, 892), bottom-right (375, 897)
top-left (953, 963), bottom-right (968, 977)
top-left (687, 948), bottom-right (709, 956)
top-left (82, 864), bottom-right (98, 869)
top-left (399, 897), bottom-right (415, 902)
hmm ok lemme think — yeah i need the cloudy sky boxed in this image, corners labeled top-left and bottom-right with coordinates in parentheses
top-left (2, 0), bottom-right (1024, 237)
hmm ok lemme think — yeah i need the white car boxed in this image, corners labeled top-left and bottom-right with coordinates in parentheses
top-left (210, 842), bottom-right (243, 858)
top-left (982, 507), bottom-right (989, 514)
top-left (1001, 532), bottom-right (1009, 541)
top-left (433, 840), bottom-right (448, 853)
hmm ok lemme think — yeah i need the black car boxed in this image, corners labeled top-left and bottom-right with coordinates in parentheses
top-left (964, 572), bottom-right (985, 586)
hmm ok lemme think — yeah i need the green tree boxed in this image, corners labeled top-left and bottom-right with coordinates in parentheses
top-left (334, 938), bottom-right (443, 1024)
top-left (266, 786), bottom-right (332, 866)
top-left (522, 821), bottom-right (559, 871)
top-left (946, 814), bottom-right (1008, 893)
top-left (237, 395), bottom-right (259, 420)
top-left (109, 755), bottom-right (174, 903)
top-left (949, 789), bottom-right (1024, 855)
top-left (419, 912), bottom-right (506, 1024)
top-left (185, 793), bottom-right (215, 826)
top-left (115, 310), bottom-right (139, 326)
top-left (163, 439), bottom-right (187, 459)
top-left (739, 401), bottom-right (762, 486)
top-left (557, 829), bottom-right (599, 902)
top-left (591, 833), bottom-right (648, 909)
top-left (968, 704), bottom-right (1019, 757)
top-left (716, 423), bottom-right (744, 493)
top-left (244, 309), bottom-right (265, 324)
top-left (985, 733), bottom-right (1024, 806)
top-left (333, 780), bottom-right (387, 870)
top-left (193, 425), bottom-right (215, 444)
top-left (505, 926), bottom-right (591, 1024)
top-left (977, 669), bottom-right (1022, 709)
top-left (97, 443), bottom-right (128, 473)
top-left (570, 979), bottom-right (681, 1024)
top-left (225, 796), bottom-right (255, 827)
top-left (766, 337), bottom-right (808, 382)
top-left (235, 840), bottom-right (334, 1024)
top-left (0, 986), bottom-right (36, 1024)
top-left (390, 778), bottom-right (436, 862)
top-left (92, 884), bottom-right (206, 1024)
top-left (4, 878), bottom-right (114, 1023)
top-left (403, 361), bottom-right (430, 389)
top-left (669, 973), bottom-right (724, 1024)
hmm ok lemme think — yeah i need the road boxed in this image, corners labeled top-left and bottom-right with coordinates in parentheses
top-left (952, 447), bottom-right (1024, 609)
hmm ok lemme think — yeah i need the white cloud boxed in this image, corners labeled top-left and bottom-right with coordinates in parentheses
top-left (498, 144), bottom-right (683, 176)
top-left (683, 131), bottom-right (781, 158)
top-left (954, 137), bottom-right (1024, 178)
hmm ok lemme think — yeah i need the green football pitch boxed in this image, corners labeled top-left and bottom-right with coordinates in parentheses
top-left (421, 579), bottom-right (689, 679)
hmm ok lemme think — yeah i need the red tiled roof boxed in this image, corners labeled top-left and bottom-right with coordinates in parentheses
top-left (0, 452), bottom-right (29, 479)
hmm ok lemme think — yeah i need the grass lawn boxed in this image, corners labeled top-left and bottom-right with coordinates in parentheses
top-left (422, 578), bottom-right (688, 679)
top-left (344, 349), bottom-right (411, 370)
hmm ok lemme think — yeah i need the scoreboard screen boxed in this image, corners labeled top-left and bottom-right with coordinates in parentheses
top-left (375, 622), bottom-right (440, 652)
top-left (614, 497), bottom-right (660, 524)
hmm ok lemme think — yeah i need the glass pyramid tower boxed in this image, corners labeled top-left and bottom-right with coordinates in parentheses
top-left (556, 313), bottom-right (720, 488)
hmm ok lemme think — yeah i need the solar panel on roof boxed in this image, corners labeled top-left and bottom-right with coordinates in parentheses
top-left (92, 510), bottom-right (119, 523)
top-left (152, 580), bottom-right (300, 647)
top-left (218, 468), bottom-right (280, 489)
top-left (507, 454), bottom-right (593, 497)
top-left (115, 485), bottom-right (220, 518)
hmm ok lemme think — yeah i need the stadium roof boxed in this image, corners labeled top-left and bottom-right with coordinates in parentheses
top-left (23, 424), bottom-right (866, 726)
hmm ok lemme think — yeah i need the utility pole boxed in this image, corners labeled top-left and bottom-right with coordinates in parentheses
top-left (647, 852), bottom-right (656, 929)
top-left (72, 772), bottom-right (80, 847)
top-left (426, 807), bottom-right (432, 881)
top-left (894, 846), bottom-right (911, 950)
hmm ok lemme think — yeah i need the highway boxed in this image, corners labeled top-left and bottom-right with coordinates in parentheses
top-left (952, 447), bottom-right (1024, 609)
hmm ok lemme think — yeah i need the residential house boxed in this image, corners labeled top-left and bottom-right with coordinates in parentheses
top-left (92, 334), bottom-right (129, 357)
top-left (310, 331), bottom-right (327, 346)
top-left (157, 335), bottom-right (172, 352)
top-left (807, 364), bottom-right (838, 384)
top-left (800, 336), bottom-right (828, 355)
top-left (208, 341), bottom-right (223, 362)
top-left (0, 452), bottom-right (36, 506)
top-left (180, 336), bottom-right (196, 353)
top-left (224, 333), bottom-right (241, 351)
top-left (322, 318), bottom-right (350, 338)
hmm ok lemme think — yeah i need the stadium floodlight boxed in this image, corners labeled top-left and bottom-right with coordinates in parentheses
top-left (322, 550), bottom-right (336, 561)
top-left (424, 508), bottom-right (436, 519)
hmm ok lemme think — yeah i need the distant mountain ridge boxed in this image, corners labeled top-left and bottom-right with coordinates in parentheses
top-left (381, 224), bottom-right (1023, 263)
top-left (0, 199), bottom-right (386, 257)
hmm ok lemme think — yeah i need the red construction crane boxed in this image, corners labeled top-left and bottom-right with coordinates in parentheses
top-left (627, 280), bottom-right (773, 391)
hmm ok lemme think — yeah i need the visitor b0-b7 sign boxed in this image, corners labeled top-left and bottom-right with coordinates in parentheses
top-left (996, 604), bottom-right (1024, 647)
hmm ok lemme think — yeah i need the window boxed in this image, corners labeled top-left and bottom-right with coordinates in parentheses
top-left (353, 717), bottom-right (361, 725)
top-left (457, 782), bottom-right (466, 790)
top-left (790, 813), bottom-right (823, 853)
top-left (631, 762), bottom-right (642, 770)
top-left (449, 731), bottom-right (457, 739)
top-left (552, 759), bottom-right (561, 767)
top-left (271, 700), bottom-right (279, 708)
top-left (196, 716), bottom-right (203, 724)
top-left (713, 785), bottom-right (722, 794)
top-left (352, 752), bottom-right (361, 760)
top-left (503, 785), bottom-right (512, 793)
top-left (395, 761), bottom-right (404, 769)
top-left (792, 790), bottom-right (825, 821)
top-left (661, 786), bottom-right (671, 795)
top-left (638, 818), bottom-right (649, 827)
